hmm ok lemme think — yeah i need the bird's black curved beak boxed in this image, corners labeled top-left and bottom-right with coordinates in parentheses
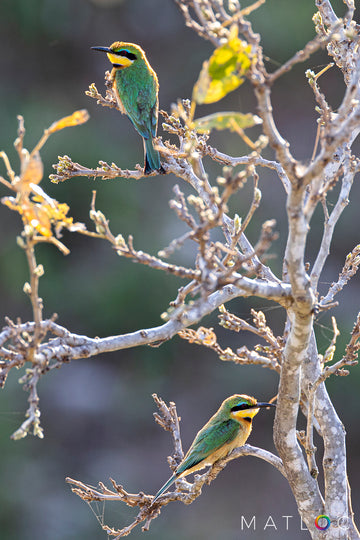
top-left (256, 402), bottom-right (276, 409)
top-left (91, 46), bottom-right (112, 53)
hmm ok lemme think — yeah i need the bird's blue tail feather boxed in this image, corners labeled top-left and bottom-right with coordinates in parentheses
top-left (144, 137), bottom-right (161, 174)
top-left (152, 472), bottom-right (178, 504)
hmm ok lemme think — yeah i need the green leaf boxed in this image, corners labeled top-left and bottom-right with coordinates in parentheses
top-left (194, 111), bottom-right (262, 134)
top-left (193, 37), bottom-right (253, 105)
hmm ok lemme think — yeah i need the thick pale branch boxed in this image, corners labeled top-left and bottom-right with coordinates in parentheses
top-left (0, 281), bottom-right (291, 368)
top-left (275, 315), bottom-right (324, 534)
top-left (315, 0), bottom-right (339, 26)
top-left (303, 335), bottom-right (350, 538)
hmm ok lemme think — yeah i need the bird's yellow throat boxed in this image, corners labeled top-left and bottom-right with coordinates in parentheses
top-left (230, 408), bottom-right (260, 421)
top-left (106, 52), bottom-right (134, 67)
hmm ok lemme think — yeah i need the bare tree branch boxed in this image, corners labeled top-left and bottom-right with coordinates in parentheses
top-left (66, 394), bottom-right (284, 537)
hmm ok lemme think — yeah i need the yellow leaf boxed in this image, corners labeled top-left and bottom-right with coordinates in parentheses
top-left (194, 111), bottom-right (262, 134)
top-left (29, 207), bottom-right (52, 237)
top-left (20, 151), bottom-right (44, 190)
top-left (193, 38), bottom-right (253, 105)
top-left (19, 199), bottom-right (53, 237)
top-left (2, 192), bottom-right (75, 238)
top-left (192, 60), bottom-right (213, 105)
top-left (48, 109), bottom-right (90, 134)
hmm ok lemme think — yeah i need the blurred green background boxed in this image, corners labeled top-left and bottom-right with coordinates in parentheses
top-left (0, 0), bottom-right (359, 538)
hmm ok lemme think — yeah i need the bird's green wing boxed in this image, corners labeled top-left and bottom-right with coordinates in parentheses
top-left (177, 419), bottom-right (239, 475)
top-left (130, 88), bottom-right (158, 139)
top-left (117, 74), bottom-right (157, 140)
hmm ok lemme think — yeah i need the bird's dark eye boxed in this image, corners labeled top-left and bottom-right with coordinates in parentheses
top-left (115, 49), bottom-right (137, 61)
top-left (231, 402), bottom-right (251, 412)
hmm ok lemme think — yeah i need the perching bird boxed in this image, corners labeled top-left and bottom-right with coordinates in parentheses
top-left (91, 42), bottom-right (163, 174)
top-left (152, 394), bottom-right (275, 504)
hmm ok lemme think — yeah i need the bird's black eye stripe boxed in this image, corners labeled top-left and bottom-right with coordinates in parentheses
top-left (231, 403), bottom-right (252, 412)
top-left (113, 49), bottom-right (137, 61)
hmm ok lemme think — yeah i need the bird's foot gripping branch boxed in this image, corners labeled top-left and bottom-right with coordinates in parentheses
top-left (66, 394), bottom-right (282, 538)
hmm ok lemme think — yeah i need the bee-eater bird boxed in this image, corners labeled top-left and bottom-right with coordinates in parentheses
top-left (91, 42), bottom-right (163, 175)
top-left (152, 394), bottom-right (275, 504)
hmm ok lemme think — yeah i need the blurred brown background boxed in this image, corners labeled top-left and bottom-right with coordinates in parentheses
top-left (0, 0), bottom-right (359, 538)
